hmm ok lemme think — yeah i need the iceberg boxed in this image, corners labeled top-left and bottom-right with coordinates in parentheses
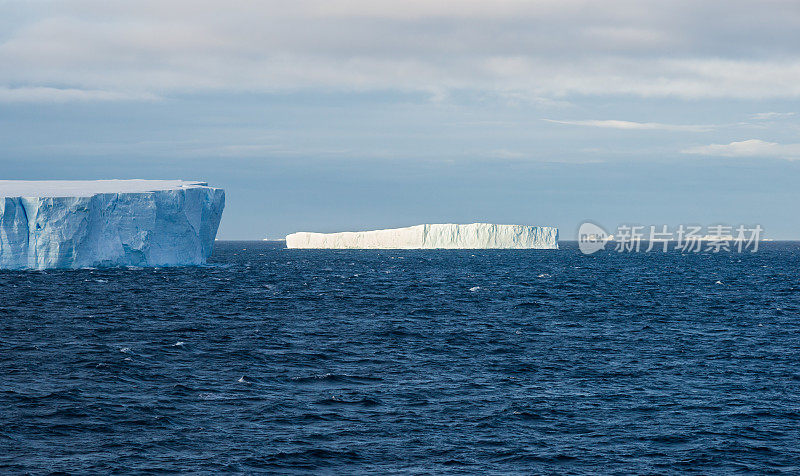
top-left (285, 223), bottom-right (558, 249)
top-left (0, 180), bottom-right (225, 269)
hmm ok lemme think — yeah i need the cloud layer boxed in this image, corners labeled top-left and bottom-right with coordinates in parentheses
top-left (2, 0), bottom-right (800, 101)
top-left (683, 139), bottom-right (800, 160)
top-left (545, 119), bottom-right (714, 132)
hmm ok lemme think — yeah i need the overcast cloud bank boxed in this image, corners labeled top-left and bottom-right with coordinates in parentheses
top-left (2, 0), bottom-right (800, 101)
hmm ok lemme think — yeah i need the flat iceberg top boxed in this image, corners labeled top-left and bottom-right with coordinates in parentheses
top-left (286, 223), bottom-right (559, 249)
top-left (0, 180), bottom-right (213, 198)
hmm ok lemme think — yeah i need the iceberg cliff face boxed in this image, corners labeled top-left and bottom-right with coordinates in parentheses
top-left (286, 223), bottom-right (558, 249)
top-left (0, 180), bottom-right (225, 269)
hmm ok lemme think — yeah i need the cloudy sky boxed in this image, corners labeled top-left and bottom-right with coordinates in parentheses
top-left (2, 0), bottom-right (799, 238)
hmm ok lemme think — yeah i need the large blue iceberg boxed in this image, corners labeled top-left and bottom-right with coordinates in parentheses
top-left (0, 180), bottom-right (225, 269)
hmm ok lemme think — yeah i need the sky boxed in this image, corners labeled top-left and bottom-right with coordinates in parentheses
top-left (1, 0), bottom-right (799, 239)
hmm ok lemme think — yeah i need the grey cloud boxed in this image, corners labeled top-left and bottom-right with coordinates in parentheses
top-left (1, 0), bottom-right (800, 100)
top-left (0, 86), bottom-right (159, 102)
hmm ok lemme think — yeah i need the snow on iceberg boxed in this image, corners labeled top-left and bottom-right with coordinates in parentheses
top-left (285, 223), bottom-right (558, 249)
top-left (0, 180), bottom-right (225, 269)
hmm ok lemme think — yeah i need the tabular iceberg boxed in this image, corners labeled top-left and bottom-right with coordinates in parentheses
top-left (285, 223), bottom-right (558, 249)
top-left (0, 180), bottom-right (225, 269)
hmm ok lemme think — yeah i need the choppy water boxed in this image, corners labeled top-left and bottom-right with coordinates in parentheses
top-left (2, 242), bottom-right (800, 474)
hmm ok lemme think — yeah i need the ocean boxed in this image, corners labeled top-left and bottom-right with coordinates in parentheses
top-left (2, 241), bottom-right (799, 473)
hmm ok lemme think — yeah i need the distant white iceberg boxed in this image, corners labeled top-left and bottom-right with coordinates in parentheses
top-left (0, 180), bottom-right (225, 269)
top-left (285, 223), bottom-right (558, 249)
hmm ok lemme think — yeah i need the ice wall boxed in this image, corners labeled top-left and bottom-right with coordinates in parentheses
top-left (285, 223), bottom-right (558, 249)
top-left (0, 180), bottom-right (225, 269)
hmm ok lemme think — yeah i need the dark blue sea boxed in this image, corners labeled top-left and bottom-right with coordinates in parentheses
top-left (2, 242), bottom-right (800, 474)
